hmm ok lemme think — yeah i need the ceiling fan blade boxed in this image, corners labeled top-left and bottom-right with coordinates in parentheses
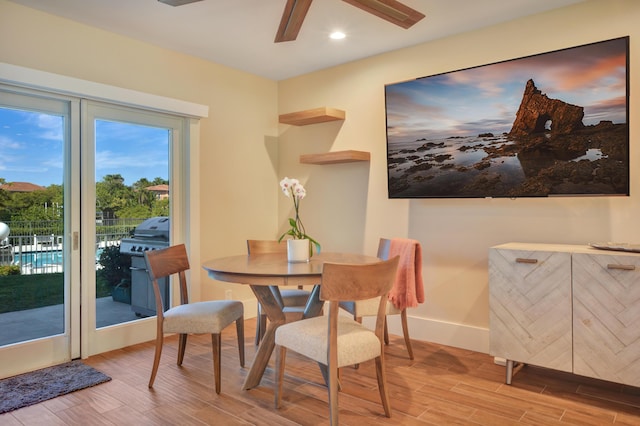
top-left (342, 0), bottom-right (425, 29)
top-left (275, 0), bottom-right (314, 43)
top-left (157, 0), bottom-right (203, 6)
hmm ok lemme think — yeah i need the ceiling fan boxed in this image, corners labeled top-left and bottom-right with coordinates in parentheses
top-left (158, 0), bottom-right (425, 43)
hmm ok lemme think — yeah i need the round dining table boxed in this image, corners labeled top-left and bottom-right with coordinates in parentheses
top-left (202, 251), bottom-right (380, 390)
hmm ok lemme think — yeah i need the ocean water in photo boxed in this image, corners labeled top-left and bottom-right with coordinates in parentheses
top-left (387, 134), bottom-right (526, 197)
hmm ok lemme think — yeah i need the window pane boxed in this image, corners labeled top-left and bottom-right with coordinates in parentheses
top-left (94, 119), bottom-right (170, 327)
top-left (0, 105), bottom-right (66, 345)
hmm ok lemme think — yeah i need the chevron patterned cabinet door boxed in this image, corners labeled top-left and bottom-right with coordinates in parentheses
top-left (573, 252), bottom-right (640, 387)
top-left (489, 244), bottom-right (573, 373)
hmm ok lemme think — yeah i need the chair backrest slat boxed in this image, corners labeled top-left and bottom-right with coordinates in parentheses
top-left (320, 257), bottom-right (399, 302)
top-left (247, 239), bottom-right (287, 255)
top-left (144, 243), bottom-right (191, 311)
top-left (144, 244), bottom-right (190, 280)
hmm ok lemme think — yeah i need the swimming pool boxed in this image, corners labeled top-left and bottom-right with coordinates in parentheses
top-left (19, 250), bottom-right (63, 266)
top-left (18, 248), bottom-right (104, 267)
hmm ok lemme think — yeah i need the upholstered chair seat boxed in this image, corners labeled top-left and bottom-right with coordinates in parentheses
top-left (275, 315), bottom-right (382, 367)
top-left (163, 300), bottom-right (244, 334)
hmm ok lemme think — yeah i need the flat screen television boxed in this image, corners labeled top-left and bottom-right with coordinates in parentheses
top-left (385, 37), bottom-right (629, 199)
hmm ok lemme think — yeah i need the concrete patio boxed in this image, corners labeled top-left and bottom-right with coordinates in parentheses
top-left (0, 297), bottom-right (140, 346)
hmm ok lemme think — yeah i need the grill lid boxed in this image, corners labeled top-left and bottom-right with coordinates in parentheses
top-left (133, 216), bottom-right (169, 240)
top-left (120, 217), bottom-right (170, 255)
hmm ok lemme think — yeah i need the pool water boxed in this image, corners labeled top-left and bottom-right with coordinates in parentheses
top-left (18, 248), bottom-right (103, 266)
top-left (19, 251), bottom-right (63, 266)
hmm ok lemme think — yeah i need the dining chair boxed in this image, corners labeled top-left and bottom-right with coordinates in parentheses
top-left (247, 239), bottom-right (311, 345)
top-left (339, 238), bottom-right (423, 360)
top-left (274, 256), bottom-right (400, 425)
top-left (143, 244), bottom-right (245, 394)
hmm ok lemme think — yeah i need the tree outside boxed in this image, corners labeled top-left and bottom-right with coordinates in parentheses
top-left (1, 174), bottom-right (168, 222)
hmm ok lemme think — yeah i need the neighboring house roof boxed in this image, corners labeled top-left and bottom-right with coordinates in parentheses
top-left (0, 182), bottom-right (46, 192)
top-left (146, 184), bottom-right (169, 199)
top-left (146, 184), bottom-right (169, 192)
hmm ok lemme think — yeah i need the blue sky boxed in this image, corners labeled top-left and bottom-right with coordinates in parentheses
top-left (95, 120), bottom-right (169, 186)
top-left (385, 37), bottom-right (628, 143)
top-left (0, 109), bottom-right (169, 187)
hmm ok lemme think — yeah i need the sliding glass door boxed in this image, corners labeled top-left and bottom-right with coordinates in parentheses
top-left (82, 100), bottom-right (184, 356)
top-left (0, 86), bottom-right (187, 376)
top-left (0, 86), bottom-right (80, 378)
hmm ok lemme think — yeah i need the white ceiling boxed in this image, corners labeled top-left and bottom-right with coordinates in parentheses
top-left (8, 0), bottom-right (585, 81)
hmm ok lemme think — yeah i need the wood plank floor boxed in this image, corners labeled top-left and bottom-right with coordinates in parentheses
top-left (2, 318), bottom-right (640, 425)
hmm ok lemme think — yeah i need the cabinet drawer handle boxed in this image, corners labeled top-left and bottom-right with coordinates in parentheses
top-left (515, 258), bottom-right (538, 264)
top-left (607, 264), bottom-right (635, 271)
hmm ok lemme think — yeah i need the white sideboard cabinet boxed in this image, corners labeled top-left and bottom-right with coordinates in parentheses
top-left (489, 242), bottom-right (640, 387)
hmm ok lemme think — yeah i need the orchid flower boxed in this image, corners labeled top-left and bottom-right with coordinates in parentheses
top-left (278, 177), bottom-right (320, 255)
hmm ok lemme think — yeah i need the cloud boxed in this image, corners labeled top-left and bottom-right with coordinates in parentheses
top-left (23, 113), bottom-right (64, 141)
top-left (95, 150), bottom-right (167, 170)
top-left (42, 158), bottom-right (63, 170)
top-left (554, 53), bottom-right (626, 92)
top-left (0, 135), bottom-right (21, 150)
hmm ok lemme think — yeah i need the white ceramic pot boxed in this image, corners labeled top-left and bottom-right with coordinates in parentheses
top-left (287, 239), bottom-right (310, 263)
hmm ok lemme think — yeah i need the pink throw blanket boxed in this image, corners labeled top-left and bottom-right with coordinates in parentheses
top-left (387, 238), bottom-right (425, 310)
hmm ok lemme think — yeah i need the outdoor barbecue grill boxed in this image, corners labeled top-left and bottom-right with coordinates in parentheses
top-left (120, 216), bottom-right (170, 317)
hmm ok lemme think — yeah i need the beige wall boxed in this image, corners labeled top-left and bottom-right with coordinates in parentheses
top-left (2, 0), bottom-right (638, 354)
top-left (0, 0), bottom-right (279, 304)
top-left (276, 0), bottom-right (640, 352)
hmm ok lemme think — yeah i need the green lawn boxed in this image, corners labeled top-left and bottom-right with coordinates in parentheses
top-left (0, 273), bottom-right (112, 313)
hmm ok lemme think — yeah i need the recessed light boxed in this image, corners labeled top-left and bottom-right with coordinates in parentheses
top-left (330, 31), bottom-right (346, 40)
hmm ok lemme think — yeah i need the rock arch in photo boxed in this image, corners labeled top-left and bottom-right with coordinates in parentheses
top-left (509, 79), bottom-right (584, 137)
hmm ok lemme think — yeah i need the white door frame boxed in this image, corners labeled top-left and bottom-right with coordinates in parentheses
top-left (0, 63), bottom-right (206, 365)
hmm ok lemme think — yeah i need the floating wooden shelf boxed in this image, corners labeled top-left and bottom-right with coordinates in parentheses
top-left (300, 150), bottom-right (370, 165)
top-left (279, 107), bottom-right (345, 126)
top-left (280, 107), bottom-right (361, 165)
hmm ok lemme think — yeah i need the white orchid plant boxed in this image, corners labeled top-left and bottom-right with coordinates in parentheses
top-left (278, 177), bottom-right (321, 255)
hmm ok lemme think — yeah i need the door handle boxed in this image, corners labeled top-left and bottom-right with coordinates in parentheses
top-left (515, 258), bottom-right (538, 264)
top-left (607, 264), bottom-right (635, 271)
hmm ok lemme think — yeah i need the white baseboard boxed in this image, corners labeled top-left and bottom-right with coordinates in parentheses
top-left (383, 313), bottom-right (490, 355)
top-left (241, 298), bottom-right (490, 355)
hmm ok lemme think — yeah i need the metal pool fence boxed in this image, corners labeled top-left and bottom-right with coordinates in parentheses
top-left (0, 218), bottom-right (145, 274)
